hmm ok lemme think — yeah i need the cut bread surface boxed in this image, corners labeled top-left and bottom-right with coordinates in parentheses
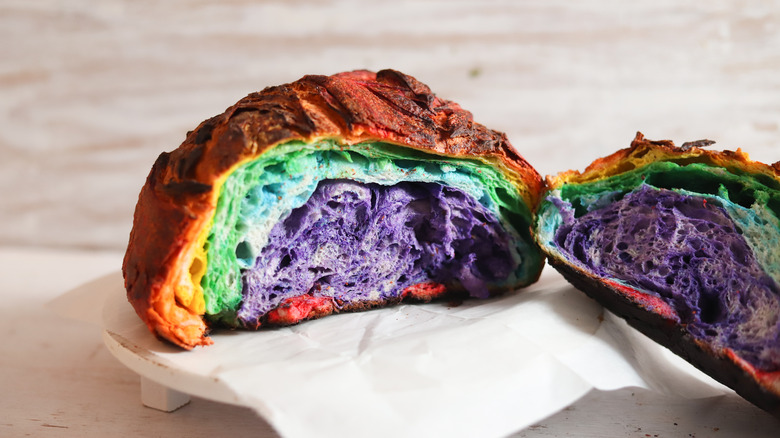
top-left (123, 69), bottom-right (544, 349)
top-left (202, 140), bottom-right (537, 328)
top-left (237, 179), bottom-right (520, 326)
top-left (537, 133), bottom-right (780, 415)
top-left (549, 184), bottom-right (780, 369)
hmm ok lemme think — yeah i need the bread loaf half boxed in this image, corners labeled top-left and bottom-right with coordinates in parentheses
top-left (123, 69), bottom-right (545, 349)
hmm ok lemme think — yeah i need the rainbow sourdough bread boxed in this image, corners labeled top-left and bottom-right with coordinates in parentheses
top-left (123, 69), bottom-right (545, 350)
top-left (124, 71), bottom-right (780, 417)
top-left (536, 132), bottom-right (780, 416)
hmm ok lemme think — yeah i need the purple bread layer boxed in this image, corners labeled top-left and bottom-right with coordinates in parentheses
top-left (554, 184), bottom-right (780, 371)
top-left (237, 179), bottom-right (518, 327)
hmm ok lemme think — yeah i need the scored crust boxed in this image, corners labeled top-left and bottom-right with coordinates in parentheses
top-left (123, 69), bottom-right (543, 349)
top-left (539, 132), bottom-right (780, 417)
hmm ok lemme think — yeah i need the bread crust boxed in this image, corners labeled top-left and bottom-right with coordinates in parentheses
top-left (548, 256), bottom-right (780, 417)
top-left (540, 132), bottom-right (780, 417)
top-left (123, 69), bottom-right (543, 349)
top-left (547, 131), bottom-right (780, 189)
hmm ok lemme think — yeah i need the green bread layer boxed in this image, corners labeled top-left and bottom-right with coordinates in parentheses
top-left (201, 140), bottom-right (541, 321)
top-left (538, 161), bottom-right (780, 287)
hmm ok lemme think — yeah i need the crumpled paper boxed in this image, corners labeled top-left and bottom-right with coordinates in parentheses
top-left (54, 267), bottom-right (730, 438)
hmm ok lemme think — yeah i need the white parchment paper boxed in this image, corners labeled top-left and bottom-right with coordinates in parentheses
top-left (53, 267), bottom-right (731, 438)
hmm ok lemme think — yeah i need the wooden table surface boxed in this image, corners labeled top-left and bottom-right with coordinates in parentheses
top-left (2, 1), bottom-right (780, 436)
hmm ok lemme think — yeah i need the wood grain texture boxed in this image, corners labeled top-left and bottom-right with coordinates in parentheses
top-left (2, 0), bottom-right (779, 250)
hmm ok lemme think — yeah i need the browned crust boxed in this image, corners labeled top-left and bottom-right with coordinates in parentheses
top-left (547, 131), bottom-right (780, 189)
top-left (123, 69), bottom-right (543, 349)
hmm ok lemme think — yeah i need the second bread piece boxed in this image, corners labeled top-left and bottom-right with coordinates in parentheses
top-left (536, 132), bottom-right (780, 417)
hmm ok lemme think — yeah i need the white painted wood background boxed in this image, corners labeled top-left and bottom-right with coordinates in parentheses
top-left (3, 0), bottom-right (779, 250)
